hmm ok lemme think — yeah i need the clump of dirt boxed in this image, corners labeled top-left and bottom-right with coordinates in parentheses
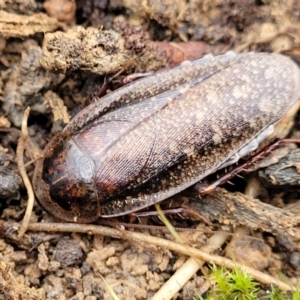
top-left (1, 0), bottom-right (300, 299)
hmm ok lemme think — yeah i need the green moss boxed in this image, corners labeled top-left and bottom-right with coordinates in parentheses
top-left (268, 286), bottom-right (300, 300)
top-left (194, 265), bottom-right (300, 300)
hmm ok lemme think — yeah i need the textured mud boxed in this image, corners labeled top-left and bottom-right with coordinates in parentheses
top-left (1, 1), bottom-right (300, 299)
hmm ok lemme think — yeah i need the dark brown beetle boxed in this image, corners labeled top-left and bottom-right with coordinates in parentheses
top-left (33, 52), bottom-right (300, 223)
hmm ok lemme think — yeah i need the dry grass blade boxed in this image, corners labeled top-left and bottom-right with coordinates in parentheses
top-left (27, 222), bottom-right (293, 292)
top-left (16, 107), bottom-right (35, 238)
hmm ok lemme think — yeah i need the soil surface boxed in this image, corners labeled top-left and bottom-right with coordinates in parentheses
top-left (1, 0), bottom-right (300, 299)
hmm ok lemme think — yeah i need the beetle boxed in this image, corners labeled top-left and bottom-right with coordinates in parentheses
top-left (32, 52), bottom-right (300, 223)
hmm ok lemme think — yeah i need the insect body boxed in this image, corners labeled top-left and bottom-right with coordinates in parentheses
top-left (33, 52), bottom-right (300, 223)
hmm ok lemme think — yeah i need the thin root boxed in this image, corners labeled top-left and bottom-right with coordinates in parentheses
top-left (16, 107), bottom-right (35, 238)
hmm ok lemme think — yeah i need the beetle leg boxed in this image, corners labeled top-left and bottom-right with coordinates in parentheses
top-left (122, 72), bottom-right (155, 84)
top-left (198, 138), bottom-right (300, 195)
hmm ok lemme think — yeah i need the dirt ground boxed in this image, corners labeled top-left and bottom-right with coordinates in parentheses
top-left (1, 0), bottom-right (300, 299)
